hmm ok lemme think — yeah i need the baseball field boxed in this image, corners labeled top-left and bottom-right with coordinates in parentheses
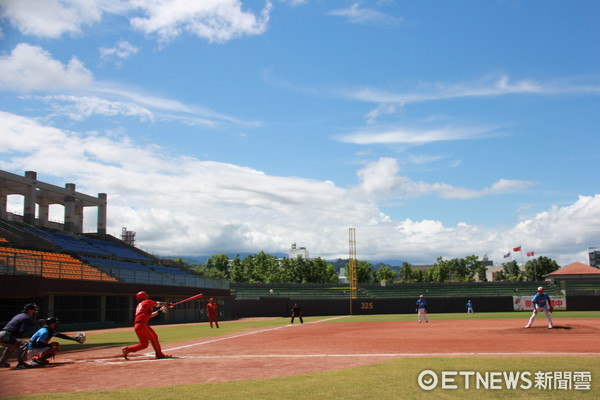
top-left (1, 311), bottom-right (599, 399)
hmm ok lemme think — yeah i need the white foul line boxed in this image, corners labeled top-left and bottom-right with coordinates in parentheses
top-left (90, 351), bottom-right (600, 365)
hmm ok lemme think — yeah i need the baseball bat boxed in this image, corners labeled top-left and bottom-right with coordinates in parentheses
top-left (170, 293), bottom-right (203, 307)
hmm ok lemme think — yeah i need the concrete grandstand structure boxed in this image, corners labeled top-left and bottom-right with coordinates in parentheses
top-left (0, 170), bottom-right (232, 331)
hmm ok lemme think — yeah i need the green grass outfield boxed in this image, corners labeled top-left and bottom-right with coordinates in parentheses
top-left (8, 311), bottom-right (600, 400)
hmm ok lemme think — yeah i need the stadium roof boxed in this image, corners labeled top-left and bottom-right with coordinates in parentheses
top-left (545, 262), bottom-right (600, 277)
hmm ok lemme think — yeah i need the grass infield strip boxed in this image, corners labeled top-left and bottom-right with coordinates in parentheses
top-left (6, 357), bottom-right (598, 400)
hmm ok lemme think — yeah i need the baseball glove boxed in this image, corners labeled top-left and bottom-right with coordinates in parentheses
top-left (50, 341), bottom-right (60, 350)
top-left (549, 306), bottom-right (554, 313)
top-left (73, 332), bottom-right (86, 344)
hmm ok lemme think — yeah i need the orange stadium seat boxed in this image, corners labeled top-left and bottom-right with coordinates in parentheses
top-left (0, 248), bottom-right (117, 282)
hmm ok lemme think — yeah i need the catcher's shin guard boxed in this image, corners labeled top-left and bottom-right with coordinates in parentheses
top-left (32, 347), bottom-right (56, 366)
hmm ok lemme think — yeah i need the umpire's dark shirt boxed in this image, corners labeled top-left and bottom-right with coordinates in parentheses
top-left (1, 313), bottom-right (34, 338)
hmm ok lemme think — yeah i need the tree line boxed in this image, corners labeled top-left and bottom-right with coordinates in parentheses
top-left (172, 253), bottom-right (560, 284)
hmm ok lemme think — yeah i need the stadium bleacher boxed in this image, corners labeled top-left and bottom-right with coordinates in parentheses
top-left (24, 227), bottom-right (153, 261)
top-left (0, 223), bottom-right (229, 289)
top-left (0, 247), bottom-right (117, 281)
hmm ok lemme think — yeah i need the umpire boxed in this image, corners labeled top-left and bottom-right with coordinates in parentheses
top-left (0, 303), bottom-right (39, 369)
top-left (291, 303), bottom-right (303, 324)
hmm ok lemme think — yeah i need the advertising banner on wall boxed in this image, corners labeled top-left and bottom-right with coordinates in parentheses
top-left (513, 296), bottom-right (567, 311)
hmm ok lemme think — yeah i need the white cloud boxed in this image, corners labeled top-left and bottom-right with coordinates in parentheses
top-left (38, 95), bottom-right (154, 121)
top-left (348, 75), bottom-right (546, 105)
top-left (129, 0), bottom-right (273, 43)
top-left (0, 112), bottom-right (595, 266)
top-left (99, 40), bottom-right (140, 65)
top-left (336, 125), bottom-right (494, 145)
top-left (0, 43), bottom-right (253, 126)
top-left (1, 0), bottom-right (273, 44)
top-left (509, 195), bottom-right (600, 264)
top-left (0, 43), bottom-right (93, 91)
top-left (352, 157), bottom-right (535, 200)
top-left (0, 0), bottom-right (107, 38)
top-left (327, 3), bottom-right (402, 26)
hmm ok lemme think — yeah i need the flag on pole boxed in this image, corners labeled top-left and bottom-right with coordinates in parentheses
top-left (513, 246), bottom-right (521, 252)
top-left (503, 252), bottom-right (511, 258)
top-left (527, 251), bottom-right (535, 257)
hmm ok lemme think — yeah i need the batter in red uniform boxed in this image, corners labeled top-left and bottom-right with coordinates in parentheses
top-left (122, 291), bottom-right (172, 360)
top-left (206, 298), bottom-right (219, 328)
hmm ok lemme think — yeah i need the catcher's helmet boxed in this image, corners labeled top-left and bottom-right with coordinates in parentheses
top-left (45, 317), bottom-right (59, 325)
top-left (537, 286), bottom-right (544, 292)
top-left (22, 303), bottom-right (39, 313)
top-left (136, 291), bottom-right (148, 301)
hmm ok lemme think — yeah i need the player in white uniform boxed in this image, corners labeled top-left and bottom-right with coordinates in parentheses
top-left (416, 295), bottom-right (428, 323)
top-left (525, 287), bottom-right (554, 329)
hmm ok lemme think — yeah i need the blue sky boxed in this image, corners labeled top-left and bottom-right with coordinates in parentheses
top-left (0, 0), bottom-right (599, 266)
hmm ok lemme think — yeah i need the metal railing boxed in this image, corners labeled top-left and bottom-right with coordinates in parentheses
top-left (0, 250), bottom-right (229, 289)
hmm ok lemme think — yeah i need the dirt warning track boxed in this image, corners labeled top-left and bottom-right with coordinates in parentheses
top-left (1, 317), bottom-right (599, 397)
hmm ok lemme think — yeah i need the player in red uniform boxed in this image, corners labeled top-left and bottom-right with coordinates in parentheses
top-left (122, 291), bottom-right (172, 360)
top-left (206, 298), bottom-right (219, 328)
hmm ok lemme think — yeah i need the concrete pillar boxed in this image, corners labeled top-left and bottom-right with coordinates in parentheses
top-left (38, 193), bottom-right (50, 228)
top-left (23, 171), bottom-right (37, 225)
top-left (97, 193), bottom-right (107, 236)
top-left (46, 294), bottom-right (55, 317)
top-left (64, 183), bottom-right (76, 233)
top-left (100, 295), bottom-right (106, 324)
top-left (74, 200), bottom-right (84, 234)
top-left (0, 178), bottom-right (6, 220)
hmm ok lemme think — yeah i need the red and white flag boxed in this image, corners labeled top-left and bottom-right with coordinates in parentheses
top-left (513, 246), bottom-right (521, 252)
top-left (527, 251), bottom-right (535, 257)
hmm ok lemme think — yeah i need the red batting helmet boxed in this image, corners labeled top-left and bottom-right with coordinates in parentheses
top-left (537, 287), bottom-right (544, 292)
top-left (136, 291), bottom-right (148, 301)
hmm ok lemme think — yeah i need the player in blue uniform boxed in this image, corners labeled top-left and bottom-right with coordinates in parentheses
top-left (416, 295), bottom-right (428, 323)
top-left (28, 317), bottom-right (84, 366)
top-left (525, 287), bottom-right (554, 329)
top-left (466, 300), bottom-right (474, 314)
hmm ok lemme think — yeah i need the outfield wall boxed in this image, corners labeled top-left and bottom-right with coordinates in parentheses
top-left (235, 296), bottom-right (516, 318)
top-left (235, 295), bottom-right (600, 318)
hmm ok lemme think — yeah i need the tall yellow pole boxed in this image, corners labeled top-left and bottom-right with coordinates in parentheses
top-left (348, 228), bottom-right (357, 314)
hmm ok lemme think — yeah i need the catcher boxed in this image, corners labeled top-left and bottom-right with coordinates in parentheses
top-left (28, 317), bottom-right (86, 367)
top-left (525, 286), bottom-right (554, 329)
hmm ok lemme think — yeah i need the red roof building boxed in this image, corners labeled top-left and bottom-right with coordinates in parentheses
top-left (545, 262), bottom-right (600, 279)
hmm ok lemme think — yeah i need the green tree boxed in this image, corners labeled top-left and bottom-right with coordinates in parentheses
top-left (412, 268), bottom-right (425, 282)
top-left (502, 260), bottom-right (522, 281)
top-left (475, 263), bottom-right (488, 282)
top-left (205, 253), bottom-right (230, 278)
top-left (376, 265), bottom-right (396, 283)
top-left (523, 256), bottom-right (560, 281)
top-left (400, 263), bottom-right (413, 282)
top-left (230, 255), bottom-right (245, 282)
top-left (346, 261), bottom-right (376, 283)
top-left (430, 257), bottom-right (451, 282)
top-left (464, 255), bottom-right (483, 282)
